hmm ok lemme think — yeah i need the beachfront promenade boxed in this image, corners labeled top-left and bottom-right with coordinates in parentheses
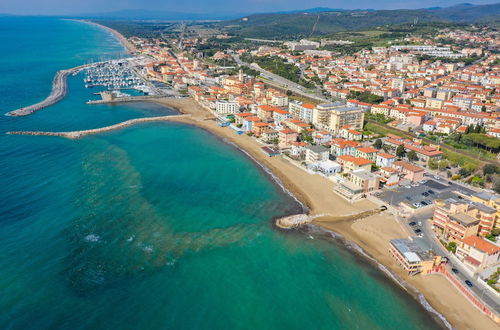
top-left (5, 63), bottom-right (99, 117)
top-left (7, 114), bottom-right (190, 139)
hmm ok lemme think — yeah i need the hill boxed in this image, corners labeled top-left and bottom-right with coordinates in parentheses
top-left (210, 3), bottom-right (500, 39)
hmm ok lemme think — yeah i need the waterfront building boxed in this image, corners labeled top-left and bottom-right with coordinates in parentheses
top-left (215, 100), bottom-right (239, 115)
top-left (392, 161), bottom-right (425, 183)
top-left (389, 238), bottom-right (442, 275)
top-left (305, 145), bottom-right (330, 163)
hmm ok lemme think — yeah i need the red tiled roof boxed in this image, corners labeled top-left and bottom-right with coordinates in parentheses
top-left (462, 236), bottom-right (500, 255)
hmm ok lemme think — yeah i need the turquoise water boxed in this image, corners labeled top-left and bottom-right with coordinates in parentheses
top-left (0, 18), bottom-right (443, 329)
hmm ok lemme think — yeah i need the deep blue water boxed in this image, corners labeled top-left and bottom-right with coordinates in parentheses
top-left (0, 17), bottom-right (443, 329)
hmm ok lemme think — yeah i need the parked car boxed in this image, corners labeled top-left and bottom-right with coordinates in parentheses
top-left (427, 190), bottom-right (434, 194)
top-left (413, 202), bottom-right (421, 208)
top-left (451, 268), bottom-right (459, 274)
top-left (409, 221), bottom-right (417, 226)
top-left (422, 192), bottom-right (429, 197)
top-left (465, 280), bottom-right (473, 288)
top-left (414, 228), bottom-right (422, 234)
top-left (421, 201), bottom-right (428, 206)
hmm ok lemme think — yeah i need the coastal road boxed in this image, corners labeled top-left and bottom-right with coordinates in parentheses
top-left (231, 54), bottom-right (329, 103)
top-left (408, 211), bottom-right (500, 313)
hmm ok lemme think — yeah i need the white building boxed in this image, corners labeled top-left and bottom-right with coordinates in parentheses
top-left (216, 100), bottom-right (239, 115)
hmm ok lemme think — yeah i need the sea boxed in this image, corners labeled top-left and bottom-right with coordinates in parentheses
top-left (0, 17), bottom-right (444, 329)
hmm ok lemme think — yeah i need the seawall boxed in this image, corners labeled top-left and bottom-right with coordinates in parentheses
top-left (6, 63), bottom-right (97, 117)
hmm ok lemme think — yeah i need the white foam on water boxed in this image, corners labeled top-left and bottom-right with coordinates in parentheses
top-left (84, 234), bottom-right (100, 242)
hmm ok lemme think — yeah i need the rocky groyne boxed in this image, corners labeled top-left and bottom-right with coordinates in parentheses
top-left (6, 63), bottom-right (96, 117)
top-left (7, 114), bottom-right (190, 139)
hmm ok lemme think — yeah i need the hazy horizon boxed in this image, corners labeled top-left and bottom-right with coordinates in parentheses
top-left (0, 0), bottom-right (498, 16)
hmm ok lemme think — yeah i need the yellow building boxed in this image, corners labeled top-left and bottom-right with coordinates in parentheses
top-left (471, 192), bottom-right (500, 230)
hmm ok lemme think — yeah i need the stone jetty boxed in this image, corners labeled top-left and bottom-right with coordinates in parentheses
top-left (6, 63), bottom-right (97, 117)
top-left (7, 114), bottom-right (190, 139)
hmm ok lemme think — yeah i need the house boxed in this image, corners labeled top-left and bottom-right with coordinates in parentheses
top-left (305, 145), bottom-right (330, 163)
top-left (355, 147), bottom-right (379, 162)
top-left (333, 169), bottom-right (379, 201)
top-left (456, 236), bottom-right (500, 272)
top-left (313, 131), bottom-right (332, 145)
top-left (422, 120), bottom-right (437, 133)
top-left (331, 138), bottom-right (360, 157)
top-left (273, 108), bottom-right (291, 123)
top-left (290, 142), bottom-right (307, 158)
top-left (235, 112), bottom-right (253, 126)
top-left (392, 161), bottom-right (425, 182)
top-left (336, 155), bottom-right (372, 173)
top-left (252, 122), bottom-right (270, 136)
top-left (242, 116), bottom-right (261, 132)
top-left (278, 129), bottom-right (298, 149)
top-left (376, 153), bottom-right (396, 168)
top-left (308, 160), bottom-right (342, 176)
top-left (261, 130), bottom-right (279, 143)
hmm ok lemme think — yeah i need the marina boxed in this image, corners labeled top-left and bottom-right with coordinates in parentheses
top-left (84, 59), bottom-right (152, 94)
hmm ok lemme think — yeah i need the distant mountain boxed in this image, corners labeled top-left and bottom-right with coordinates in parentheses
top-left (211, 2), bottom-right (500, 39)
top-left (74, 9), bottom-right (247, 21)
top-left (426, 2), bottom-right (500, 21)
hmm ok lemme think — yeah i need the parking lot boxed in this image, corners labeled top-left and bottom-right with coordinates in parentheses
top-left (377, 179), bottom-right (464, 210)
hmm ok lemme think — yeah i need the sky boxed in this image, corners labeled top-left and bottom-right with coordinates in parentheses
top-left (0, 0), bottom-right (498, 15)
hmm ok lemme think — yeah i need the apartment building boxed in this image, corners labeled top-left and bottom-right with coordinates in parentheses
top-left (328, 106), bottom-right (365, 134)
top-left (433, 199), bottom-right (480, 242)
top-left (215, 100), bottom-right (239, 115)
top-left (305, 145), bottom-right (330, 163)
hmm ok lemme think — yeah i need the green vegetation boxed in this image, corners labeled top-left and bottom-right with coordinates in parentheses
top-left (373, 138), bottom-right (383, 149)
top-left (486, 268), bottom-right (500, 292)
top-left (446, 242), bottom-right (457, 253)
top-left (366, 113), bottom-right (393, 124)
top-left (396, 145), bottom-right (406, 158)
top-left (407, 150), bottom-right (418, 161)
top-left (207, 4), bottom-right (500, 39)
top-left (347, 91), bottom-right (384, 104)
top-left (245, 55), bottom-right (314, 88)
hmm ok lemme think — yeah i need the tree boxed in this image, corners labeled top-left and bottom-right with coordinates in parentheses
top-left (396, 145), bottom-right (406, 158)
top-left (447, 242), bottom-right (457, 253)
top-left (483, 163), bottom-right (499, 175)
top-left (407, 150), bottom-right (418, 161)
top-left (373, 138), bottom-right (383, 149)
top-left (286, 90), bottom-right (292, 96)
top-left (438, 160), bottom-right (449, 171)
top-left (459, 167), bottom-right (471, 177)
top-left (481, 105), bottom-right (487, 112)
top-left (428, 159), bottom-right (438, 170)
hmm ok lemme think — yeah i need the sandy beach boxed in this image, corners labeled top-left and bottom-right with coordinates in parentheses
top-left (153, 97), bottom-right (498, 330)
top-left (77, 20), bottom-right (137, 53)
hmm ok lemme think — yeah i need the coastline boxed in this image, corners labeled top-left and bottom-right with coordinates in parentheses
top-left (151, 97), bottom-right (498, 330)
top-left (74, 19), bottom-right (137, 54)
top-left (21, 19), bottom-right (495, 328)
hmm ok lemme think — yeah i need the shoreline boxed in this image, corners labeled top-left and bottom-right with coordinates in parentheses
top-left (150, 97), bottom-right (498, 330)
top-left (13, 19), bottom-right (495, 328)
top-left (8, 96), bottom-right (497, 329)
top-left (75, 19), bottom-right (137, 54)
